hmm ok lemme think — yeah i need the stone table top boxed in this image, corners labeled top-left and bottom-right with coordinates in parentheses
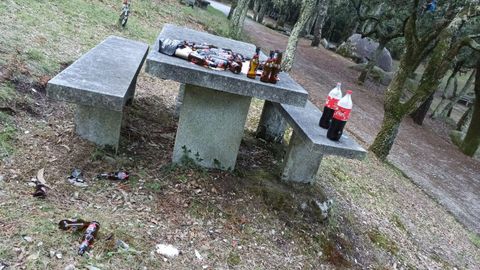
top-left (275, 101), bottom-right (367, 159)
top-left (146, 24), bottom-right (308, 107)
top-left (47, 36), bottom-right (149, 111)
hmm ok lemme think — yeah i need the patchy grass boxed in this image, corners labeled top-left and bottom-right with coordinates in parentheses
top-left (368, 228), bottom-right (399, 255)
top-left (469, 233), bottom-right (480, 248)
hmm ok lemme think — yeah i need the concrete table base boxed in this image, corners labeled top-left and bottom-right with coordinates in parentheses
top-left (281, 132), bottom-right (323, 184)
top-left (75, 105), bottom-right (123, 150)
top-left (173, 84), bottom-right (251, 170)
top-left (256, 101), bottom-right (287, 143)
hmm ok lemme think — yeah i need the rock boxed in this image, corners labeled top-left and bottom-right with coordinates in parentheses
top-left (349, 64), bottom-right (394, 85)
top-left (320, 38), bottom-right (328, 48)
top-left (155, 244), bottom-right (180, 258)
top-left (22, 235), bottom-right (33, 243)
top-left (304, 34), bottom-right (314, 40)
top-left (326, 43), bottom-right (337, 51)
top-left (300, 199), bottom-right (334, 220)
top-left (64, 264), bottom-right (75, 270)
top-left (449, 130), bottom-right (464, 147)
top-left (336, 34), bottom-right (393, 72)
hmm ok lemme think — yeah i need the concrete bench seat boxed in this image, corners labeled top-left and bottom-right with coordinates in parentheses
top-left (47, 36), bottom-right (149, 149)
top-left (258, 100), bottom-right (367, 183)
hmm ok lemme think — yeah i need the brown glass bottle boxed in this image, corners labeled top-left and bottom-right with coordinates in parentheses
top-left (247, 47), bottom-right (261, 79)
top-left (269, 51), bottom-right (282, 84)
top-left (260, 51), bottom-right (274, 82)
top-left (78, 221), bottom-right (100, 256)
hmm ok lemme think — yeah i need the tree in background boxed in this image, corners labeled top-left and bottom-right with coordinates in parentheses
top-left (460, 56), bottom-right (480, 156)
top-left (369, 1), bottom-right (480, 160)
top-left (311, 0), bottom-right (329, 47)
top-left (281, 0), bottom-right (318, 71)
top-left (227, 0), bottom-right (238, 20)
top-left (229, 0), bottom-right (251, 39)
top-left (349, 0), bottom-right (406, 84)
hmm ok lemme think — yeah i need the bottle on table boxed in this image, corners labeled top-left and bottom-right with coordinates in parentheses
top-left (319, 82), bottom-right (343, 129)
top-left (260, 51), bottom-right (274, 83)
top-left (78, 221), bottom-right (100, 256)
top-left (247, 47), bottom-right (261, 79)
top-left (327, 90), bottom-right (353, 141)
top-left (269, 50), bottom-right (282, 84)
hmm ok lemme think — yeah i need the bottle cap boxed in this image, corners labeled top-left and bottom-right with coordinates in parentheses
top-left (346, 90), bottom-right (353, 95)
top-left (336, 82), bottom-right (341, 86)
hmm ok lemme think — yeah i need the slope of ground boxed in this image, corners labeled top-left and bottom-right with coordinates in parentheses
top-left (0, 0), bottom-right (479, 269)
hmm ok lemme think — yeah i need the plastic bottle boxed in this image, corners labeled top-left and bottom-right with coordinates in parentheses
top-left (319, 83), bottom-right (343, 129)
top-left (78, 221), bottom-right (100, 256)
top-left (327, 90), bottom-right (353, 141)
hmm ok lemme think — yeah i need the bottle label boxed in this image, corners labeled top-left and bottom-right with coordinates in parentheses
top-left (325, 96), bottom-right (340, 109)
top-left (333, 107), bottom-right (351, 121)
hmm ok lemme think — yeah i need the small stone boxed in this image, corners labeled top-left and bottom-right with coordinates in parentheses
top-left (64, 264), bottom-right (75, 270)
top-left (22, 236), bottom-right (33, 242)
top-left (74, 192), bottom-right (79, 199)
top-left (49, 250), bottom-right (55, 258)
top-left (56, 252), bottom-right (63, 259)
top-left (0, 175), bottom-right (4, 182)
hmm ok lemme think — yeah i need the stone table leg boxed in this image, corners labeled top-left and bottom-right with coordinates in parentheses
top-left (75, 105), bottom-right (123, 150)
top-left (281, 131), bottom-right (323, 183)
top-left (256, 101), bottom-right (287, 143)
top-left (173, 84), bottom-right (251, 170)
top-left (174, 83), bottom-right (186, 118)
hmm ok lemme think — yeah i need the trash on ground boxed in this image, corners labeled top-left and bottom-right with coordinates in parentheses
top-left (116, 239), bottom-right (130, 251)
top-left (32, 183), bottom-right (47, 198)
top-left (155, 244), bottom-right (180, 258)
top-left (58, 219), bottom-right (89, 232)
top-left (78, 221), bottom-right (100, 256)
top-left (96, 171), bottom-right (129, 181)
top-left (22, 235), bottom-right (33, 242)
top-left (0, 261), bottom-right (9, 270)
top-left (195, 249), bottom-right (203, 260)
top-left (67, 169), bottom-right (88, 187)
top-left (36, 168), bottom-right (48, 187)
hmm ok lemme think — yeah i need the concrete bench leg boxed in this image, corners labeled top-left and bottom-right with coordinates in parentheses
top-left (173, 84), bottom-right (251, 170)
top-left (281, 132), bottom-right (323, 183)
top-left (74, 105), bottom-right (123, 150)
top-left (125, 75), bottom-right (138, 106)
top-left (174, 83), bottom-right (186, 118)
top-left (256, 101), bottom-right (287, 143)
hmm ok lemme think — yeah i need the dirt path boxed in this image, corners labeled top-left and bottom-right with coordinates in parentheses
top-left (238, 18), bottom-right (480, 234)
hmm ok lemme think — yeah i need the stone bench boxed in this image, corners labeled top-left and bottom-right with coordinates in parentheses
top-left (257, 100), bottom-right (367, 183)
top-left (46, 36), bottom-right (149, 150)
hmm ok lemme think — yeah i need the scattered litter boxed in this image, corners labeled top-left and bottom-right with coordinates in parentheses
top-left (116, 240), bottom-right (130, 251)
top-left (55, 252), bottom-right (63, 259)
top-left (67, 169), bottom-right (88, 187)
top-left (155, 244), bottom-right (179, 258)
top-left (0, 261), bottom-right (9, 270)
top-left (32, 183), bottom-right (47, 198)
top-left (64, 264), bottom-right (75, 270)
top-left (36, 168), bottom-right (48, 186)
top-left (78, 221), bottom-right (100, 256)
top-left (22, 235), bottom-right (33, 243)
top-left (195, 249), bottom-right (203, 260)
top-left (85, 266), bottom-right (101, 270)
top-left (97, 171), bottom-right (129, 181)
top-left (58, 219), bottom-right (89, 232)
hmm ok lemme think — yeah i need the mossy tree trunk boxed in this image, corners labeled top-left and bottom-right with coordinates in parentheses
top-left (358, 41), bottom-right (386, 84)
top-left (430, 60), bottom-right (464, 118)
top-left (460, 58), bottom-right (480, 156)
top-left (410, 92), bottom-right (434, 125)
top-left (257, 1), bottom-right (268, 23)
top-left (457, 104), bottom-right (473, 131)
top-left (281, 0), bottom-right (317, 71)
top-left (229, 0), bottom-right (250, 39)
top-left (311, 0), bottom-right (328, 47)
top-left (252, 0), bottom-right (260, 21)
top-left (369, 9), bottom-right (474, 160)
top-left (228, 0), bottom-right (238, 20)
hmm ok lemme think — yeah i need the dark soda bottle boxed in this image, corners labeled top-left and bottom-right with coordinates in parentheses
top-left (260, 51), bottom-right (274, 83)
top-left (58, 219), bottom-right (89, 232)
top-left (319, 83), bottom-right (342, 129)
top-left (247, 47), bottom-right (261, 79)
top-left (327, 90), bottom-right (353, 141)
top-left (78, 221), bottom-right (100, 256)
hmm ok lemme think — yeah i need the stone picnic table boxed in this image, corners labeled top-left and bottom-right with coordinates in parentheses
top-left (146, 24), bottom-right (308, 170)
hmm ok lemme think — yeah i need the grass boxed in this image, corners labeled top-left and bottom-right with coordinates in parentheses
top-left (368, 228), bottom-right (399, 255)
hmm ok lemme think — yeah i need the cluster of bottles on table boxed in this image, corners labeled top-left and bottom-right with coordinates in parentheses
top-left (184, 43), bottom-right (245, 74)
top-left (319, 83), bottom-right (353, 141)
top-left (58, 219), bottom-right (100, 256)
top-left (247, 47), bottom-right (282, 84)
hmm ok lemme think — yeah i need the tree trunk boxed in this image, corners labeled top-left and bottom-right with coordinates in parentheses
top-left (460, 59), bottom-right (480, 156)
top-left (228, 0), bottom-right (238, 20)
top-left (229, 0), bottom-right (250, 39)
top-left (281, 0), bottom-right (317, 71)
top-left (311, 0), bottom-right (328, 47)
top-left (257, 1), bottom-right (268, 23)
top-left (369, 112), bottom-right (402, 161)
top-left (351, 21), bottom-right (360, 35)
top-left (276, 14), bottom-right (286, 29)
top-left (358, 42), bottom-right (386, 84)
top-left (457, 104), bottom-right (473, 131)
top-left (438, 70), bottom-right (476, 119)
top-left (430, 69), bottom-right (460, 118)
top-left (253, 0), bottom-right (260, 21)
top-left (410, 92), bottom-right (434, 125)
top-left (302, 10), bottom-right (317, 36)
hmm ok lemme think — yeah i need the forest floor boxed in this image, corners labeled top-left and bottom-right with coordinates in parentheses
top-left (0, 0), bottom-right (479, 269)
